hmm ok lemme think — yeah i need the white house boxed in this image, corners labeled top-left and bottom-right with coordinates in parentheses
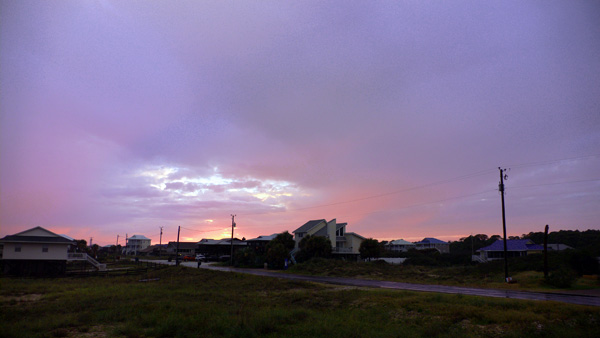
top-left (414, 238), bottom-right (450, 253)
top-left (386, 239), bottom-right (416, 252)
top-left (125, 235), bottom-right (151, 255)
top-left (0, 226), bottom-right (75, 276)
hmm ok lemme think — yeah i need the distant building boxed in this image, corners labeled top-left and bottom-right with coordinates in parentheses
top-left (547, 244), bottom-right (573, 251)
top-left (246, 234), bottom-right (277, 254)
top-left (475, 239), bottom-right (543, 262)
top-left (196, 238), bottom-right (247, 258)
top-left (137, 244), bottom-right (168, 256)
top-left (166, 242), bottom-right (198, 256)
top-left (386, 239), bottom-right (416, 252)
top-left (414, 238), bottom-right (449, 253)
top-left (125, 235), bottom-right (151, 255)
top-left (0, 226), bottom-right (75, 276)
top-left (292, 219), bottom-right (365, 256)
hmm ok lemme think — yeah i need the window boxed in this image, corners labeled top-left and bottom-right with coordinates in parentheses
top-left (15, 246), bottom-right (21, 252)
top-left (42, 246), bottom-right (49, 253)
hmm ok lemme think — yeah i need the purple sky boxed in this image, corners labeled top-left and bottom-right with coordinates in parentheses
top-left (1, 1), bottom-right (599, 246)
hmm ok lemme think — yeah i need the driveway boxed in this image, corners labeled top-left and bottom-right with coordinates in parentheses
top-left (144, 260), bottom-right (600, 307)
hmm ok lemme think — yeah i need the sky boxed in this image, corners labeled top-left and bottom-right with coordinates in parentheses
top-left (1, 1), bottom-right (599, 246)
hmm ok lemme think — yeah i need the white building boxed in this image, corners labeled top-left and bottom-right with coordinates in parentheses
top-left (386, 239), bottom-right (416, 252)
top-left (0, 226), bottom-right (75, 276)
top-left (125, 235), bottom-right (151, 255)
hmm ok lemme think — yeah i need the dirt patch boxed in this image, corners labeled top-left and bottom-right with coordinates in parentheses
top-left (0, 293), bottom-right (43, 303)
top-left (62, 325), bottom-right (115, 338)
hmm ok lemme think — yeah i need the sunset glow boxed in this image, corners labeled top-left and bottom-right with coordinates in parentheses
top-left (1, 1), bottom-right (598, 246)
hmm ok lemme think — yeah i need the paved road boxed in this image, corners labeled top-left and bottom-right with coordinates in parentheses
top-left (145, 260), bottom-right (600, 307)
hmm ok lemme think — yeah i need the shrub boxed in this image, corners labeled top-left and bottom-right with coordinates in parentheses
top-left (545, 267), bottom-right (577, 288)
top-left (266, 241), bottom-right (288, 269)
top-left (234, 247), bottom-right (258, 268)
top-left (359, 238), bottom-right (382, 261)
top-left (296, 235), bottom-right (332, 262)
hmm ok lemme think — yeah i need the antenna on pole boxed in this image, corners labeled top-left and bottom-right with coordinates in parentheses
top-left (230, 214), bottom-right (236, 266)
top-left (159, 226), bottom-right (163, 258)
top-left (176, 226), bottom-right (181, 266)
top-left (499, 167), bottom-right (510, 282)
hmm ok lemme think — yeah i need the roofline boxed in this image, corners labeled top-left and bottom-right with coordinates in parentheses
top-left (12, 226), bottom-right (61, 237)
top-left (292, 219), bottom-right (326, 233)
top-left (345, 232), bottom-right (366, 240)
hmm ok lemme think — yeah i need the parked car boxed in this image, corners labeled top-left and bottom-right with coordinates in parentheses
top-left (195, 254), bottom-right (206, 261)
top-left (182, 255), bottom-right (195, 262)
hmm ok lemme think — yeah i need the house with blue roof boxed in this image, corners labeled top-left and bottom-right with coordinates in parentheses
top-left (475, 239), bottom-right (543, 262)
top-left (414, 238), bottom-right (449, 253)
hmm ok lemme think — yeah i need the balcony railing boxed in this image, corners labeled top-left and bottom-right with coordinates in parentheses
top-left (333, 247), bottom-right (353, 253)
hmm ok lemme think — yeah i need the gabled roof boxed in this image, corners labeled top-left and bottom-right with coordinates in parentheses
top-left (387, 239), bottom-right (415, 246)
top-left (128, 235), bottom-right (150, 240)
top-left (198, 239), bottom-right (221, 245)
top-left (167, 241), bottom-right (198, 249)
top-left (247, 234), bottom-right (278, 242)
top-left (547, 243), bottom-right (573, 251)
top-left (415, 238), bottom-right (448, 244)
top-left (197, 238), bottom-right (246, 245)
top-left (293, 219), bottom-right (326, 233)
top-left (478, 239), bottom-right (543, 252)
top-left (345, 232), bottom-right (366, 240)
top-left (0, 226), bottom-right (75, 244)
top-left (336, 223), bottom-right (347, 231)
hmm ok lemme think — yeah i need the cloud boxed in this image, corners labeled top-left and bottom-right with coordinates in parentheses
top-left (1, 1), bottom-right (599, 244)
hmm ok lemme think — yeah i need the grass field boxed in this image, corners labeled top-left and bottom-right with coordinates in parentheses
top-left (1, 266), bottom-right (599, 338)
top-left (287, 258), bottom-right (600, 293)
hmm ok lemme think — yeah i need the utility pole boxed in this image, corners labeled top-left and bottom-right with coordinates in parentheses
top-left (230, 214), bottom-right (236, 266)
top-left (544, 224), bottom-right (549, 278)
top-left (159, 226), bottom-right (163, 258)
top-left (89, 237), bottom-right (93, 247)
top-left (125, 233), bottom-right (128, 256)
top-left (498, 167), bottom-right (509, 282)
top-left (116, 235), bottom-right (119, 260)
top-left (471, 233), bottom-right (473, 258)
top-left (176, 226), bottom-right (181, 266)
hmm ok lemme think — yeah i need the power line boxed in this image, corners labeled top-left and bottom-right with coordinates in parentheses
top-left (506, 153), bottom-right (600, 169)
top-left (241, 168), bottom-right (497, 216)
top-left (510, 178), bottom-right (600, 189)
top-left (340, 189), bottom-right (497, 219)
top-left (180, 226), bottom-right (230, 233)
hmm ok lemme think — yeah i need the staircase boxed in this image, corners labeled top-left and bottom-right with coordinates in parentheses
top-left (86, 254), bottom-right (107, 271)
top-left (68, 253), bottom-right (107, 271)
top-left (289, 247), bottom-right (298, 265)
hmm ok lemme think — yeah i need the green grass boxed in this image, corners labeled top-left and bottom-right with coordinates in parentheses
top-left (287, 258), bottom-right (600, 292)
top-left (1, 266), bottom-right (599, 338)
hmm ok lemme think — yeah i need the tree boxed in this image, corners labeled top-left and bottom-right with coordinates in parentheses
top-left (235, 247), bottom-right (257, 267)
top-left (273, 231), bottom-right (295, 251)
top-left (359, 238), bottom-right (382, 261)
top-left (91, 244), bottom-right (99, 258)
top-left (75, 239), bottom-right (89, 253)
top-left (266, 241), bottom-right (288, 269)
top-left (297, 235), bottom-right (332, 261)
